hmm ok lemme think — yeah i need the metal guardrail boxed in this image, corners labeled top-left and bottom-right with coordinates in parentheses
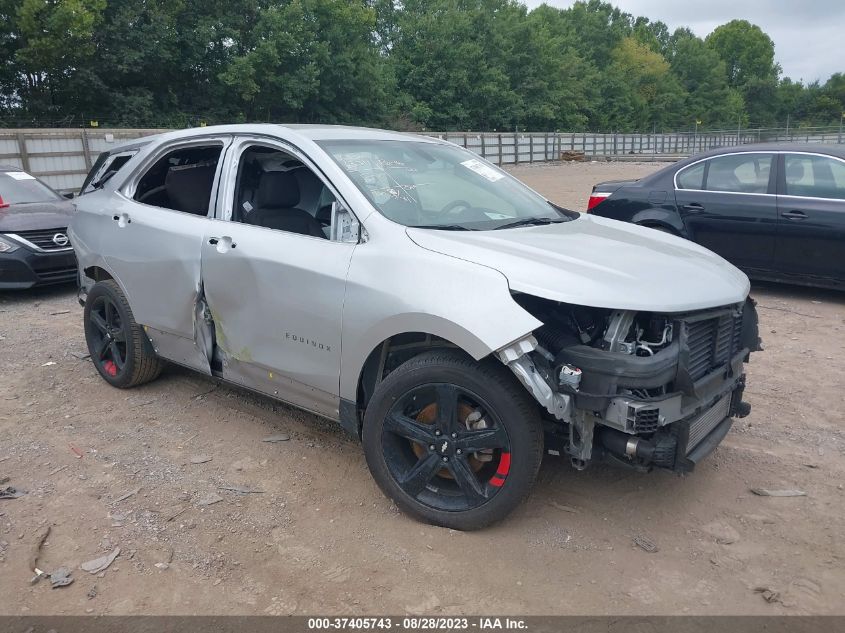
top-left (2, 127), bottom-right (843, 193)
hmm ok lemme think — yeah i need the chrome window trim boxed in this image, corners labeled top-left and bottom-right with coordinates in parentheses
top-left (781, 152), bottom-right (845, 201)
top-left (673, 150), bottom-right (776, 194)
top-left (778, 193), bottom-right (845, 203)
top-left (674, 150), bottom-right (845, 199)
top-left (3, 233), bottom-right (73, 253)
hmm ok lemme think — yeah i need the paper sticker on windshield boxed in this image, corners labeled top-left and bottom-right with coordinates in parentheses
top-left (5, 171), bottom-right (36, 180)
top-left (460, 159), bottom-right (504, 182)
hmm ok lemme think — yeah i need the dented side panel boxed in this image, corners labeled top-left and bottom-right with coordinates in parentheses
top-left (95, 194), bottom-right (213, 375)
top-left (200, 218), bottom-right (355, 419)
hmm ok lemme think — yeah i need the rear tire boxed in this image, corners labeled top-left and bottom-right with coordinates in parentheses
top-left (83, 280), bottom-right (164, 388)
top-left (362, 350), bottom-right (543, 530)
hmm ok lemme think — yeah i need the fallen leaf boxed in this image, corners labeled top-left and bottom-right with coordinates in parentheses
top-left (81, 547), bottom-right (120, 574)
top-left (751, 488), bottom-right (806, 497)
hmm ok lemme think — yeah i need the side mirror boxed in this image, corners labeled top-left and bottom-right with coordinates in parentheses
top-left (62, 192), bottom-right (75, 200)
top-left (330, 201), bottom-right (361, 243)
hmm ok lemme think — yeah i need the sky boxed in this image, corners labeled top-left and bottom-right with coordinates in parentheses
top-left (522, 0), bottom-right (842, 84)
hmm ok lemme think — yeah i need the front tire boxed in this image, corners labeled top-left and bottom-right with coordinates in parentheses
top-left (83, 280), bottom-right (164, 388)
top-left (362, 350), bottom-right (543, 530)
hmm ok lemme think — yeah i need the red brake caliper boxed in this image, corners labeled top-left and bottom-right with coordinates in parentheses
top-left (489, 452), bottom-right (511, 488)
top-left (103, 360), bottom-right (118, 377)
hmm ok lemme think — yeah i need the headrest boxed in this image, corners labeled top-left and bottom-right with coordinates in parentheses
top-left (257, 170), bottom-right (300, 208)
top-left (785, 160), bottom-right (805, 182)
top-left (165, 163), bottom-right (216, 214)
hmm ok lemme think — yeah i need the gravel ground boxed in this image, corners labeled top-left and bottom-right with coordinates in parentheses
top-left (0, 161), bottom-right (843, 616)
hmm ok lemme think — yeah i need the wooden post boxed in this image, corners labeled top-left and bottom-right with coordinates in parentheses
top-left (497, 134), bottom-right (502, 165)
top-left (514, 134), bottom-right (519, 165)
top-left (480, 134), bottom-right (486, 159)
top-left (529, 135), bottom-right (534, 163)
top-left (16, 132), bottom-right (31, 172)
top-left (81, 129), bottom-right (93, 170)
top-left (544, 133), bottom-right (548, 161)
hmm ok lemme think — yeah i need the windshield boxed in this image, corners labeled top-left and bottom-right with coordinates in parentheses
top-left (317, 139), bottom-right (577, 230)
top-left (0, 171), bottom-right (62, 204)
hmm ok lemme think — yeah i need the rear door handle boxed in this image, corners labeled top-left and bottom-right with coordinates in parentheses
top-left (208, 236), bottom-right (237, 252)
top-left (682, 203), bottom-right (704, 213)
top-left (781, 210), bottom-right (807, 220)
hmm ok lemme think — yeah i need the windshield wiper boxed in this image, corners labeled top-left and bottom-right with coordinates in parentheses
top-left (409, 224), bottom-right (476, 231)
top-left (493, 217), bottom-right (566, 230)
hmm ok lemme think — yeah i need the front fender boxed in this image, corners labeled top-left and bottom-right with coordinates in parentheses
top-left (339, 237), bottom-right (541, 401)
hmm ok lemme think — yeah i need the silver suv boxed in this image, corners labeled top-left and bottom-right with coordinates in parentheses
top-left (70, 125), bottom-right (759, 529)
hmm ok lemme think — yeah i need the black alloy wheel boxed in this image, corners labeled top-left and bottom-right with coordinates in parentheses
top-left (83, 280), bottom-right (164, 388)
top-left (363, 350), bottom-right (543, 530)
top-left (382, 382), bottom-right (512, 513)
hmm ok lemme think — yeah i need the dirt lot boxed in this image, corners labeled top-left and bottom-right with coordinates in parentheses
top-left (1, 161), bottom-right (843, 616)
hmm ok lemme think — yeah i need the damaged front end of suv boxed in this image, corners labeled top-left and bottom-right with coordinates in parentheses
top-left (498, 294), bottom-right (761, 473)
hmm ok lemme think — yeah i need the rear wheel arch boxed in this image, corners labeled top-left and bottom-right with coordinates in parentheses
top-left (632, 209), bottom-right (686, 236)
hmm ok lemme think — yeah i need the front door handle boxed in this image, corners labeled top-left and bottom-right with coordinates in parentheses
top-left (112, 212), bottom-right (131, 227)
top-left (208, 236), bottom-right (237, 252)
top-left (781, 210), bottom-right (808, 221)
top-left (682, 203), bottom-right (704, 213)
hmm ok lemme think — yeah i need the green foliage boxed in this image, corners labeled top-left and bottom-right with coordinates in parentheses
top-left (0, 1), bottom-right (842, 131)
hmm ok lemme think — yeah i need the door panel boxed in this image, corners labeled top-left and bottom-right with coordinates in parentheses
top-left (674, 153), bottom-right (777, 272)
top-left (98, 138), bottom-right (232, 374)
top-left (774, 153), bottom-right (845, 282)
top-left (101, 198), bottom-right (214, 374)
top-left (201, 219), bottom-right (354, 418)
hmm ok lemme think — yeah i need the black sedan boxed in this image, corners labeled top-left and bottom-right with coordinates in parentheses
top-left (0, 165), bottom-right (76, 289)
top-left (587, 144), bottom-right (845, 290)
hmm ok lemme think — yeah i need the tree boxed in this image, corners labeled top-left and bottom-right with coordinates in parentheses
top-left (706, 20), bottom-right (781, 126)
top-left (603, 36), bottom-right (685, 131)
top-left (706, 19), bottom-right (779, 88)
top-left (220, 0), bottom-right (388, 124)
top-left (667, 28), bottom-right (743, 128)
top-left (10, 0), bottom-right (106, 120)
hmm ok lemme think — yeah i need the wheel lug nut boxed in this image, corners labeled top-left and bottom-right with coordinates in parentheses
top-left (442, 457), bottom-right (448, 462)
top-left (457, 449), bottom-right (462, 454)
top-left (429, 445), bottom-right (435, 451)
top-left (435, 430), bottom-right (441, 436)
top-left (451, 433), bottom-right (457, 439)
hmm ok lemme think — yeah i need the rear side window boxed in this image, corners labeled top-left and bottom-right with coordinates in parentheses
top-left (0, 171), bottom-right (62, 204)
top-left (81, 151), bottom-right (136, 194)
top-left (705, 153), bottom-right (774, 194)
top-left (676, 162), bottom-right (705, 190)
top-left (133, 145), bottom-right (222, 216)
top-left (784, 154), bottom-right (845, 200)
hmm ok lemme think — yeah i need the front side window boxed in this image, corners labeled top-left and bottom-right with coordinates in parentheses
top-left (318, 140), bottom-right (576, 230)
top-left (0, 171), bottom-right (62, 205)
top-left (705, 153), bottom-right (774, 194)
top-left (784, 154), bottom-right (845, 200)
top-left (231, 145), bottom-right (336, 239)
top-left (132, 145), bottom-right (222, 215)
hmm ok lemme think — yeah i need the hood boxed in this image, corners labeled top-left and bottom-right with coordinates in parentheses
top-left (0, 200), bottom-right (74, 232)
top-left (406, 215), bottom-right (750, 313)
